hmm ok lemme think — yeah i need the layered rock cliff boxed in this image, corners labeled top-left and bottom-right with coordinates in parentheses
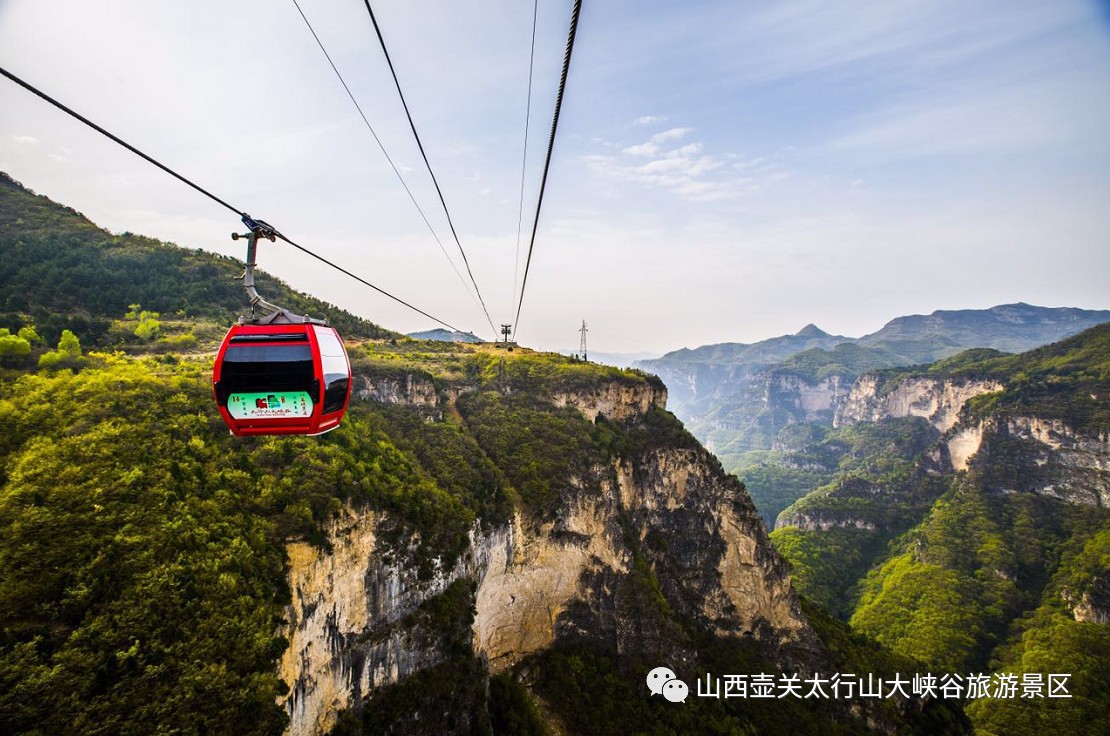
top-left (277, 365), bottom-right (812, 736)
top-left (834, 374), bottom-right (1003, 431)
top-left (771, 324), bottom-right (1110, 670)
top-left (768, 372), bottom-right (850, 424)
top-left (961, 415), bottom-right (1110, 507)
top-left (355, 373), bottom-right (438, 410)
top-left (824, 369), bottom-right (1108, 508)
top-left (549, 379), bottom-right (668, 423)
top-left (637, 307), bottom-right (1110, 468)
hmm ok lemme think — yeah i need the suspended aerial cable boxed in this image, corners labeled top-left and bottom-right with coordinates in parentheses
top-left (1, 68), bottom-right (242, 220)
top-left (288, 0), bottom-right (486, 320)
top-left (512, 0), bottom-right (583, 342)
top-left (361, 0), bottom-right (497, 338)
top-left (511, 0), bottom-right (540, 320)
top-left (0, 64), bottom-right (469, 334)
top-left (272, 229), bottom-right (465, 332)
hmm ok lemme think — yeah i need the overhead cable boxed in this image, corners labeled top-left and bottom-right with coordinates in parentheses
top-left (512, 0), bottom-right (583, 341)
top-left (0, 67), bottom-right (242, 220)
top-left (511, 0), bottom-right (540, 320)
top-left (272, 230), bottom-right (466, 332)
top-left (288, 0), bottom-right (486, 319)
top-left (0, 64), bottom-right (468, 334)
top-left (361, 0), bottom-right (497, 338)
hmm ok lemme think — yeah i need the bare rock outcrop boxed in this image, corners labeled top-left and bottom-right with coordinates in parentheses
top-left (277, 378), bottom-right (813, 735)
top-left (835, 375), bottom-right (1003, 432)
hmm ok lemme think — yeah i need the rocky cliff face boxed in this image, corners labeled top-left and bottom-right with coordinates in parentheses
top-left (277, 370), bottom-right (812, 736)
top-left (769, 372), bottom-right (850, 423)
top-left (657, 366), bottom-right (853, 459)
top-left (548, 379), bottom-right (667, 422)
top-left (1063, 585), bottom-right (1110, 624)
top-left (834, 375), bottom-right (1003, 431)
top-left (355, 374), bottom-right (439, 410)
top-left (279, 507), bottom-right (450, 736)
top-left (966, 416), bottom-right (1110, 507)
top-left (830, 372), bottom-right (1108, 507)
top-left (614, 447), bottom-right (808, 644)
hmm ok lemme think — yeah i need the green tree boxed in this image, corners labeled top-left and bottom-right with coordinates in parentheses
top-left (16, 325), bottom-right (41, 345)
top-left (37, 329), bottom-right (84, 370)
top-left (58, 329), bottom-right (81, 357)
top-left (134, 309), bottom-right (161, 341)
top-left (0, 328), bottom-right (32, 363)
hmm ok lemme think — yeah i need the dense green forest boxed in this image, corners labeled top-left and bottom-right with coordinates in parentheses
top-left (4, 172), bottom-right (1100, 735)
top-left (773, 343), bottom-right (912, 382)
top-left (765, 324), bottom-right (1110, 735)
top-left (1, 344), bottom-right (966, 735)
top-left (739, 417), bottom-right (941, 528)
top-left (0, 175), bottom-right (969, 735)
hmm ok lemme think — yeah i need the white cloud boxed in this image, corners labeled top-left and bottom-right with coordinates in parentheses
top-left (622, 142), bottom-right (658, 157)
top-left (589, 126), bottom-right (783, 203)
top-left (12, 135), bottom-right (38, 144)
top-left (651, 127), bottom-right (693, 143)
top-left (633, 115), bottom-right (665, 126)
top-left (621, 128), bottom-right (695, 157)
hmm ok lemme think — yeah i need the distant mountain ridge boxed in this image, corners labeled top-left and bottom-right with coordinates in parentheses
top-left (407, 328), bottom-right (481, 343)
top-left (855, 302), bottom-right (1110, 363)
top-left (637, 304), bottom-right (1110, 464)
top-left (654, 304), bottom-right (1110, 367)
top-left (652, 323), bottom-right (849, 366)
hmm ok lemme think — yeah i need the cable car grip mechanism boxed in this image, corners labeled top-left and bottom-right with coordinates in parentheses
top-left (231, 215), bottom-right (326, 327)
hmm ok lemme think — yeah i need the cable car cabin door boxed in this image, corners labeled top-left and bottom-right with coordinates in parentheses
top-left (212, 324), bottom-right (352, 436)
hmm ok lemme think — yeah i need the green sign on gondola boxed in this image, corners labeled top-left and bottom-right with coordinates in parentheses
top-left (227, 391), bottom-right (313, 420)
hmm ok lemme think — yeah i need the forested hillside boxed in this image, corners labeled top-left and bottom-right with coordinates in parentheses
top-left (0, 176), bottom-right (967, 735)
top-left (0, 172), bottom-right (393, 346)
top-left (770, 324), bottom-right (1110, 735)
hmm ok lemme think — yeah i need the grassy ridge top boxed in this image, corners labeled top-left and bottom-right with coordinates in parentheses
top-left (351, 339), bottom-right (664, 394)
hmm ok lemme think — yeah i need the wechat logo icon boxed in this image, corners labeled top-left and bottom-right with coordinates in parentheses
top-left (646, 666), bottom-right (688, 703)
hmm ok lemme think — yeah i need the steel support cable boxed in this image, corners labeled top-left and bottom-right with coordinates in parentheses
top-left (0, 64), bottom-right (468, 334)
top-left (361, 0), bottom-right (497, 338)
top-left (288, 0), bottom-right (485, 317)
top-left (511, 0), bottom-right (540, 320)
top-left (271, 231), bottom-right (465, 331)
top-left (0, 67), bottom-right (242, 220)
top-left (512, 0), bottom-right (583, 342)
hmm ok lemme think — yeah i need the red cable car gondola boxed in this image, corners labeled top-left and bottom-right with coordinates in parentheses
top-left (213, 322), bottom-right (351, 436)
top-left (213, 217), bottom-right (353, 436)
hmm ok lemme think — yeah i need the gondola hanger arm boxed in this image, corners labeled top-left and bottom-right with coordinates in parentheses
top-left (232, 216), bottom-right (325, 326)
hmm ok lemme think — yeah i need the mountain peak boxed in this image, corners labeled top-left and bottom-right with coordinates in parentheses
top-left (796, 323), bottom-right (828, 338)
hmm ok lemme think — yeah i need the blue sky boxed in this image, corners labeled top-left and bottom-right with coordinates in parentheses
top-left (2, 0), bottom-right (1108, 354)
